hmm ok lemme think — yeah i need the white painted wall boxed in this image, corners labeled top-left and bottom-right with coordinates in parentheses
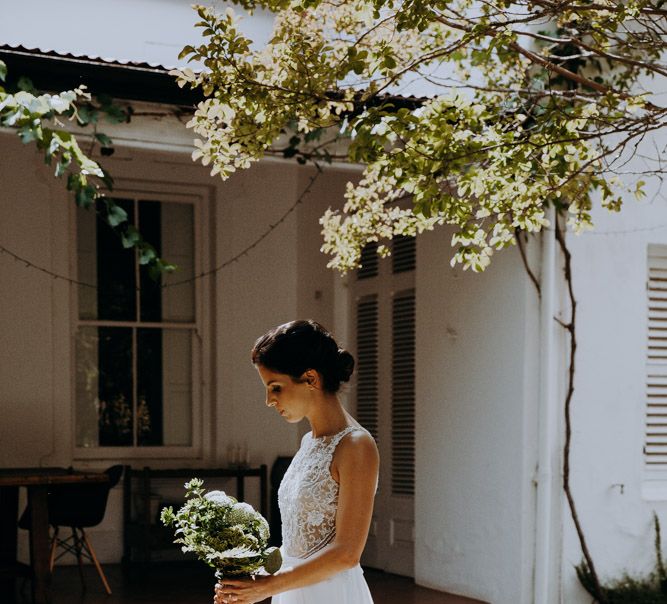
top-left (295, 165), bottom-right (361, 434)
top-left (0, 122), bottom-right (349, 563)
top-left (4, 1), bottom-right (667, 593)
top-left (561, 186), bottom-right (667, 602)
top-left (415, 228), bottom-right (541, 603)
top-left (0, 133), bottom-right (71, 468)
top-left (214, 159), bottom-right (302, 468)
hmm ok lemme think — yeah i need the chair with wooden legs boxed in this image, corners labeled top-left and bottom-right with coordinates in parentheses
top-left (19, 465), bottom-right (123, 595)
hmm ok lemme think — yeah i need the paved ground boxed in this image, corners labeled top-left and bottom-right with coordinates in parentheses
top-left (4, 563), bottom-right (486, 604)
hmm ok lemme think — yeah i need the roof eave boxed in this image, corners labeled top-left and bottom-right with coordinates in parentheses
top-left (0, 45), bottom-right (203, 107)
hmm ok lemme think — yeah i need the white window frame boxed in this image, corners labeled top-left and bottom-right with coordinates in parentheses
top-left (71, 179), bottom-right (211, 461)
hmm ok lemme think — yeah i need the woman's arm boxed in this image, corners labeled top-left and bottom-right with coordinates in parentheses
top-left (214, 431), bottom-right (379, 604)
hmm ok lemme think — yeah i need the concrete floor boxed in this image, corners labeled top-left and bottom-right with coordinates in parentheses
top-left (5, 563), bottom-right (486, 604)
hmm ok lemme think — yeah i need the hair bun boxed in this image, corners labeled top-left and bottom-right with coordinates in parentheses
top-left (252, 320), bottom-right (355, 393)
top-left (336, 349), bottom-right (355, 383)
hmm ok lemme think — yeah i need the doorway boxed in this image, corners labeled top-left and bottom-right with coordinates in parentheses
top-left (352, 237), bottom-right (416, 577)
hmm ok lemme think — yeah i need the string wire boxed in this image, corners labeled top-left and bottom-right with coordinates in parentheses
top-left (0, 164), bottom-right (323, 292)
top-left (3, 175), bottom-right (667, 288)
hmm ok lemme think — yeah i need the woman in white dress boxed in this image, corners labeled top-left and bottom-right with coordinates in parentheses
top-left (214, 320), bottom-right (379, 604)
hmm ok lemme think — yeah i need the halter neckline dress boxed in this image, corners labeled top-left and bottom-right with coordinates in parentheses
top-left (272, 425), bottom-right (375, 603)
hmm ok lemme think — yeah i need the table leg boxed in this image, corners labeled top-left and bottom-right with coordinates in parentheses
top-left (0, 486), bottom-right (19, 596)
top-left (236, 474), bottom-right (245, 503)
top-left (28, 485), bottom-right (51, 604)
top-left (259, 465), bottom-right (268, 518)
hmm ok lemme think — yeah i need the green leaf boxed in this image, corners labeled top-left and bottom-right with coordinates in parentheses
top-left (147, 263), bottom-right (162, 281)
top-left (264, 548), bottom-right (282, 574)
top-left (121, 225), bottom-right (141, 249)
top-left (382, 55), bottom-right (397, 70)
top-left (100, 167), bottom-right (114, 190)
top-left (304, 129), bottom-right (322, 143)
top-left (18, 126), bottom-right (36, 144)
top-left (17, 76), bottom-right (36, 94)
top-left (67, 172), bottom-right (86, 191)
top-left (96, 93), bottom-right (113, 108)
top-left (103, 104), bottom-right (129, 124)
top-left (138, 246), bottom-right (157, 265)
top-left (0, 60), bottom-right (6, 83)
top-left (75, 185), bottom-right (96, 208)
top-left (105, 201), bottom-right (128, 227)
top-left (95, 132), bottom-right (113, 147)
top-left (178, 45), bottom-right (196, 60)
top-left (54, 153), bottom-right (72, 178)
top-left (161, 261), bottom-right (177, 274)
top-left (77, 105), bottom-right (96, 126)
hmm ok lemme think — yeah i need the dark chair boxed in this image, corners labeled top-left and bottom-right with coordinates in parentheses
top-left (19, 465), bottom-right (123, 595)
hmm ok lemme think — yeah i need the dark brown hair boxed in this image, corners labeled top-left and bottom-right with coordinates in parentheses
top-left (251, 320), bottom-right (354, 394)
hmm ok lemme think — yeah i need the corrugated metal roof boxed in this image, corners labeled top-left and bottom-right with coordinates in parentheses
top-left (0, 42), bottom-right (177, 73)
top-left (0, 43), bottom-right (202, 106)
top-left (0, 43), bottom-right (428, 109)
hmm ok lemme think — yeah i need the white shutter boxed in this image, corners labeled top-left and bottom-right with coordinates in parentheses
top-left (392, 290), bottom-right (416, 495)
top-left (646, 246), bottom-right (667, 466)
top-left (356, 295), bottom-right (379, 441)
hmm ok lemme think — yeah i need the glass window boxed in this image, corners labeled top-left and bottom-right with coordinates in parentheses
top-left (75, 197), bottom-right (196, 449)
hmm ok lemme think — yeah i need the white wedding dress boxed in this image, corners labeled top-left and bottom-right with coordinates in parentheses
top-left (272, 425), bottom-right (375, 603)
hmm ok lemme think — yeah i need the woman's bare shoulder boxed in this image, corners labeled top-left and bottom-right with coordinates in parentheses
top-left (335, 429), bottom-right (379, 465)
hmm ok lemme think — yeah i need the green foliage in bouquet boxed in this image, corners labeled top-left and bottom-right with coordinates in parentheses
top-left (160, 478), bottom-right (282, 578)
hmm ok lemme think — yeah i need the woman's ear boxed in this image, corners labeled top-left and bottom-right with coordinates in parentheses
top-left (303, 369), bottom-right (320, 389)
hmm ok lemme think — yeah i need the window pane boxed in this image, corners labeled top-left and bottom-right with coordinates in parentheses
top-left (77, 208), bottom-right (98, 320)
top-left (138, 201), bottom-right (195, 323)
top-left (139, 201), bottom-right (163, 322)
top-left (75, 326), bottom-right (133, 447)
top-left (161, 202), bottom-right (195, 322)
top-left (137, 328), bottom-right (192, 446)
top-left (78, 199), bottom-right (137, 321)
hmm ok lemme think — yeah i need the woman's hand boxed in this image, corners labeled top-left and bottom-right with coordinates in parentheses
top-left (214, 575), bottom-right (274, 604)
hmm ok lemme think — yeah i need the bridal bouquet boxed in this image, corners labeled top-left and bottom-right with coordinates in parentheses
top-left (160, 478), bottom-right (282, 578)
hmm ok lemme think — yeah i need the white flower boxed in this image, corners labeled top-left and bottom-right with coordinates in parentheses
top-left (233, 502), bottom-right (255, 514)
top-left (204, 490), bottom-right (234, 507)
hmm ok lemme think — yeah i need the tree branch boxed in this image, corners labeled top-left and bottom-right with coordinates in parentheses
top-left (514, 228), bottom-right (541, 298)
top-left (554, 221), bottom-right (608, 604)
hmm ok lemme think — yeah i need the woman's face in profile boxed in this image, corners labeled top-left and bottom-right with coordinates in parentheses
top-left (256, 364), bottom-right (310, 424)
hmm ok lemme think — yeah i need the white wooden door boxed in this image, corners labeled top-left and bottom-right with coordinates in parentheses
top-left (352, 237), bottom-right (416, 577)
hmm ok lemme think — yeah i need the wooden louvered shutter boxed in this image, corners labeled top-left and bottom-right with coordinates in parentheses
top-left (356, 295), bottom-right (379, 441)
top-left (646, 246), bottom-right (667, 467)
top-left (358, 242), bottom-right (379, 280)
top-left (392, 290), bottom-right (416, 495)
top-left (392, 236), bottom-right (416, 274)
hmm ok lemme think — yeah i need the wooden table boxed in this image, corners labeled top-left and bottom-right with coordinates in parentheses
top-left (123, 465), bottom-right (268, 563)
top-left (0, 468), bottom-right (108, 604)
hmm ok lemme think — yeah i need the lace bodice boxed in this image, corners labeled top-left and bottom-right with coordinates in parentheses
top-left (278, 425), bottom-right (366, 559)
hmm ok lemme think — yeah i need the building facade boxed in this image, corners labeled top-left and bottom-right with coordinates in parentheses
top-left (1, 2), bottom-right (666, 602)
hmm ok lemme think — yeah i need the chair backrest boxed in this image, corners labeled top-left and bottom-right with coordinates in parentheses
top-left (48, 465), bottom-right (124, 528)
top-left (105, 464), bottom-right (124, 489)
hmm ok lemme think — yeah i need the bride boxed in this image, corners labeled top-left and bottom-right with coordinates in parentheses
top-left (215, 320), bottom-right (379, 604)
